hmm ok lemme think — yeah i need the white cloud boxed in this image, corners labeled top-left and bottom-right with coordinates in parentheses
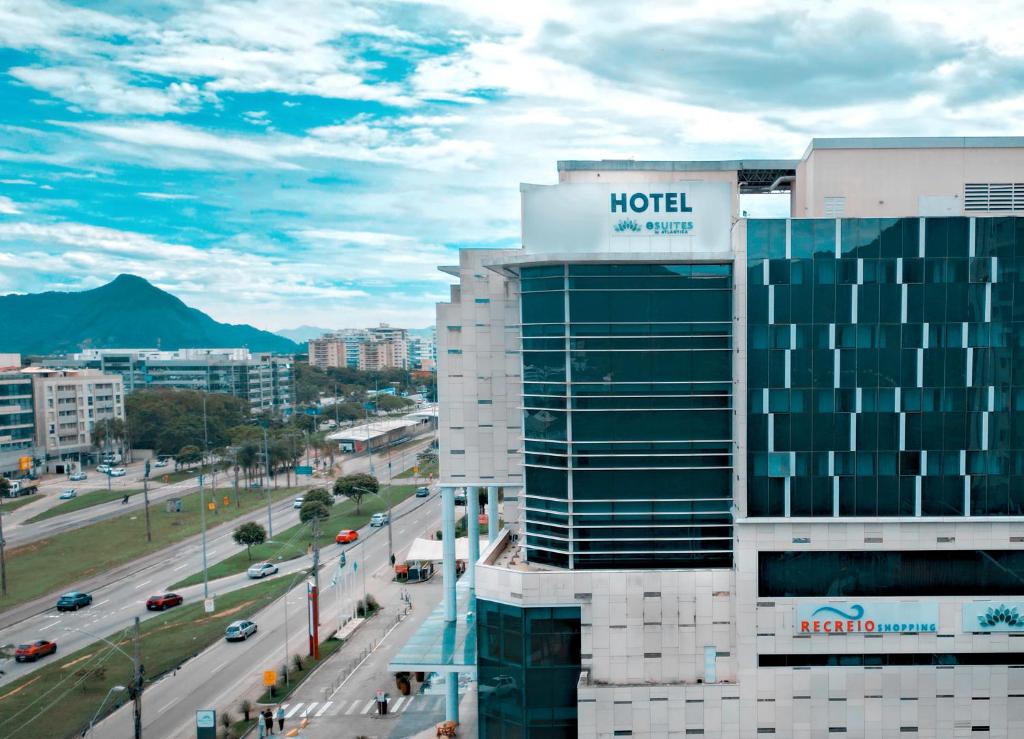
top-left (0, 179), bottom-right (36, 185)
top-left (137, 192), bottom-right (196, 201)
top-left (0, 197), bottom-right (22, 215)
top-left (9, 67), bottom-right (214, 115)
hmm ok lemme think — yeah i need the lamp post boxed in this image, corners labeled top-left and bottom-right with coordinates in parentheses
top-left (66, 622), bottom-right (142, 739)
top-left (88, 685), bottom-right (126, 735)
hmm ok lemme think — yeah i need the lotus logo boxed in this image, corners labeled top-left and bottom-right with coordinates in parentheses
top-left (613, 219), bottom-right (641, 233)
top-left (978, 604), bottom-right (1023, 628)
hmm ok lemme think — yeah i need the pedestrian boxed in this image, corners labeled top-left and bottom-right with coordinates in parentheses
top-left (276, 705), bottom-right (285, 732)
top-left (257, 715), bottom-right (266, 739)
top-left (263, 708), bottom-right (274, 735)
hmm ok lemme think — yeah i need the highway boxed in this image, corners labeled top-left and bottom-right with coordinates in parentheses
top-left (93, 478), bottom-right (448, 738)
top-left (0, 437), bottom-right (434, 688)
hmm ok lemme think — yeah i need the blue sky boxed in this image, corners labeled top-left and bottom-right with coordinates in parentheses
top-left (1, 1), bottom-right (1023, 331)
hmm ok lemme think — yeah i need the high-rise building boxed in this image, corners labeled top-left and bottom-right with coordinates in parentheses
top-left (357, 338), bottom-right (400, 371)
top-left (309, 325), bottom-right (413, 370)
top-left (27, 368), bottom-right (124, 472)
top-left (390, 137), bottom-right (1024, 738)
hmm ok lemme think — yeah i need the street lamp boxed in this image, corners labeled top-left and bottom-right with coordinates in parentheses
top-left (353, 485), bottom-right (393, 566)
top-left (88, 685), bottom-right (126, 734)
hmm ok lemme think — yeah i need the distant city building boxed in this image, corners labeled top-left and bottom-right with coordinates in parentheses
top-left (34, 348), bottom-right (293, 414)
top-left (0, 353), bottom-right (21, 367)
top-left (308, 325), bottom-right (435, 371)
top-left (0, 367), bottom-right (36, 478)
top-left (25, 368), bottom-right (124, 473)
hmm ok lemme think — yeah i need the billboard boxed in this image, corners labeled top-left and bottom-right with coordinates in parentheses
top-left (795, 601), bottom-right (938, 634)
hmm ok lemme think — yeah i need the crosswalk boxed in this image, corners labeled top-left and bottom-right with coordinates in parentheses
top-left (276, 695), bottom-right (446, 719)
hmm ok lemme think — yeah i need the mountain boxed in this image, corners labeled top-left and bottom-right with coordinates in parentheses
top-left (0, 274), bottom-right (300, 355)
top-left (275, 325), bottom-right (334, 343)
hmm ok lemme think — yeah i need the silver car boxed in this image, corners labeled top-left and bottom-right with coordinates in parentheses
top-left (246, 562), bottom-right (278, 579)
top-left (59, 489), bottom-right (77, 500)
top-left (225, 620), bottom-right (257, 641)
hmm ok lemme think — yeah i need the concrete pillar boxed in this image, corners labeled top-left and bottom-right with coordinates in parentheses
top-left (487, 485), bottom-right (499, 544)
top-left (445, 670), bottom-right (459, 723)
top-left (467, 485), bottom-right (480, 596)
top-left (442, 485), bottom-right (457, 623)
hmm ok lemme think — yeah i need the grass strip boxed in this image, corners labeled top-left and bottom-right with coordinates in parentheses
top-left (170, 484), bottom-right (418, 589)
top-left (0, 495), bottom-right (42, 516)
top-left (396, 458), bottom-right (437, 479)
top-left (0, 576), bottom-right (293, 739)
top-left (25, 488), bottom-right (144, 524)
top-left (0, 485), bottom-right (305, 613)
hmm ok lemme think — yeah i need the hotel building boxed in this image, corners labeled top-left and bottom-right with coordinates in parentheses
top-left (391, 137), bottom-right (1024, 738)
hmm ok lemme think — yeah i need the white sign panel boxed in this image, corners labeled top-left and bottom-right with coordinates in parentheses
top-left (963, 601), bottom-right (1024, 632)
top-left (795, 601), bottom-right (938, 634)
top-left (521, 181), bottom-right (732, 255)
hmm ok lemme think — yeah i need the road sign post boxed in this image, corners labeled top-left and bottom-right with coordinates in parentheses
top-left (196, 710), bottom-right (216, 739)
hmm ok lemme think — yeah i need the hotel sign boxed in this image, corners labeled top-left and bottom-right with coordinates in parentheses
top-left (521, 181), bottom-right (732, 255)
top-left (795, 602), bottom-right (938, 634)
top-left (963, 601), bottom-right (1024, 632)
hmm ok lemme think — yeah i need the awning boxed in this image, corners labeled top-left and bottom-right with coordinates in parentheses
top-left (404, 537), bottom-right (487, 562)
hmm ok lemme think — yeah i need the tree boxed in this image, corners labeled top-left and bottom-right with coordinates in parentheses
top-left (176, 445), bottom-right (202, 468)
top-left (299, 488), bottom-right (333, 524)
top-left (0, 477), bottom-right (9, 498)
top-left (333, 473), bottom-right (378, 513)
top-left (93, 418), bottom-right (127, 457)
top-left (232, 521), bottom-right (267, 561)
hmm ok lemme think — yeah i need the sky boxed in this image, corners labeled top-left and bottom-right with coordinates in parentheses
top-left (1, 1), bottom-right (1023, 332)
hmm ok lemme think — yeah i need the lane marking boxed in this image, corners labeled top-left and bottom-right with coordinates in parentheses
top-left (391, 696), bottom-right (406, 712)
top-left (345, 700), bottom-right (360, 715)
top-left (303, 702), bottom-right (318, 716)
top-left (133, 579), bottom-right (152, 590)
top-left (360, 699), bottom-right (375, 714)
top-left (400, 697), bottom-right (413, 713)
top-left (94, 599), bottom-right (110, 608)
top-left (284, 703), bottom-right (303, 718)
top-left (158, 699), bottom-right (179, 714)
top-left (172, 563), bottom-right (188, 571)
top-left (40, 621), bottom-right (56, 631)
top-left (316, 702), bottom-right (333, 717)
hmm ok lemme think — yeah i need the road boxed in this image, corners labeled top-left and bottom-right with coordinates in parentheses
top-left (93, 480), bottom-right (449, 738)
top-left (0, 436), bottom-right (434, 685)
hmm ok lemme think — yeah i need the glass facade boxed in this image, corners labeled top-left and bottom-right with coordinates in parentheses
top-left (520, 263), bottom-right (734, 569)
top-left (747, 217), bottom-right (1024, 518)
top-left (477, 599), bottom-right (581, 738)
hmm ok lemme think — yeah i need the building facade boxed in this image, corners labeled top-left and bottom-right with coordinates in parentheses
top-left (28, 368), bottom-right (124, 471)
top-left (0, 366), bottom-right (35, 479)
top-left (395, 138), bottom-right (1024, 739)
top-left (36, 348), bottom-right (293, 414)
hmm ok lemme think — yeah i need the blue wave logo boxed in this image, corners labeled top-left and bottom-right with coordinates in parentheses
top-left (811, 605), bottom-right (865, 620)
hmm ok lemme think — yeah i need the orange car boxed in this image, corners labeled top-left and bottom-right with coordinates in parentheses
top-left (15, 640), bottom-right (57, 662)
top-left (336, 529), bottom-right (358, 544)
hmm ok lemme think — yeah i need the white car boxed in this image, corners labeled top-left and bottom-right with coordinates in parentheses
top-left (69, 472), bottom-right (87, 481)
top-left (109, 468), bottom-right (126, 477)
top-left (59, 489), bottom-right (77, 500)
top-left (370, 512), bottom-right (389, 527)
top-left (293, 496), bottom-right (304, 509)
top-left (154, 459), bottom-right (169, 468)
top-left (247, 562), bottom-right (278, 579)
top-left (225, 620), bottom-right (257, 641)
top-left (96, 464), bottom-right (111, 473)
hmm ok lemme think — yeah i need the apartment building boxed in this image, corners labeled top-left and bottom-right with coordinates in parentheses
top-left (27, 368), bottom-right (124, 472)
top-left (37, 348), bottom-right (293, 414)
top-left (0, 361), bottom-right (35, 479)
top-left (389, 137), bottom-right (1024, 738)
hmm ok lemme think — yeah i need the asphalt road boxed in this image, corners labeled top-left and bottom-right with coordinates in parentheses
top-left (93, 480), bottom-right (447, 738)
top-left (0, 437), bottom-right (434, 686)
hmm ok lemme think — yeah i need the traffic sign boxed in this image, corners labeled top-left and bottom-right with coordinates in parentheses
top-left (296, 465), bottom-right (313, 475)
top-left (263, 670), bottom-right (277, 687)
top-left (204, 598), bottom-right (215, 613)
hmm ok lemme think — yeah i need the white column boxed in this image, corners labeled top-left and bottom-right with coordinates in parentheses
top-left (487, 485), bottom-right (499, 544)
top-left (441, 485), bottom-right (456, 623)
top-left (467, 485), bottom-right (480, 597)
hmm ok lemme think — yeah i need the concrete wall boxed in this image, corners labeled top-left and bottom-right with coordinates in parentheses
top-left (795, 146), bottom-right (1024, 218)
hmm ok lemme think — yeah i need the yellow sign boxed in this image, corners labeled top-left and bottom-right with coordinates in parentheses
top-left (223, 496), bottom-right (230, 507)
top-left (263, 670), bottom-right (277, 687)
top-left (207, 502), bottom-right (216, 511)
top-left (18, 456), bottom-right (31, 472)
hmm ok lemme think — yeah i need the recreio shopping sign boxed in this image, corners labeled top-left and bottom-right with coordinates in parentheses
top-left (520, 181), bottom-right (732, 255)
top-left (795, 601), bottom-right (938, 634)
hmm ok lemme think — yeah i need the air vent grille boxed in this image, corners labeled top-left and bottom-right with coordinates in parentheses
top-left (965, 183), bottom-right (1024, 212)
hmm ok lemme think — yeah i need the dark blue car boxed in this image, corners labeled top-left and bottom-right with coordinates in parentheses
top-left (56, 592), bottom-right (93, 611)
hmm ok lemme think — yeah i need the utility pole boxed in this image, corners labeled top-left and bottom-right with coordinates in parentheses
top-left (142, 463), bottom-right (152, 543)
top-left (131, 616), bottom-right (143, 739)
top-left (262, 425), bottom-right (272, 538)
top-left (0, 495), bottom-right (7, 597)
top-left (310, 516), bottom-right (321, 659)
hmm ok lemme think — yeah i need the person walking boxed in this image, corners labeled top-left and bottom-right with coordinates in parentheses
top-left (262, 708), bottom-right (274, 735)
top-left (276, 705), bottom-right (285, 732)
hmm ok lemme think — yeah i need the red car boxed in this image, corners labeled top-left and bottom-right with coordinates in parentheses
top-left (336, 529), bottom-right (359, 544)
top-left (146, 592), bottom-right (184, 611)
top-left (15, 640), bottom-right (57, 662)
